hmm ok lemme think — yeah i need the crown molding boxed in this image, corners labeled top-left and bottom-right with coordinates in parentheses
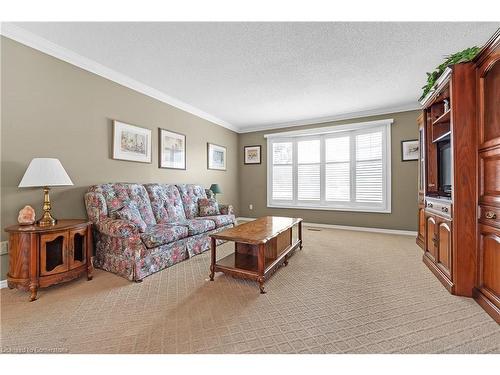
top-left (0, 23), bottom-right (239, 133)
top-left (238, 103), bottom-right (422, 133)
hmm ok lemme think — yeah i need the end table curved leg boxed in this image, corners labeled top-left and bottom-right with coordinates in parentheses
top-left (87, 264), bottom-right (94, 281)
top-left (29, 285), bottom-right (38, 302)
top-left (258, 277), bottom-right (266, 294)
top-left (209, 265), bottom-right (215, 281)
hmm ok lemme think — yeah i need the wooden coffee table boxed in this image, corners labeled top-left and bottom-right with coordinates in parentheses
top-left (209, 216), bottom-right (303, 293)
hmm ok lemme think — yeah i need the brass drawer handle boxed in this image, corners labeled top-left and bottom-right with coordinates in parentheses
top-left (485, 211), bottom-right (497, 220)
top-left (441, 207), bottom-right (449, 213)
top-left (427, 202), bottom-right (433, 208)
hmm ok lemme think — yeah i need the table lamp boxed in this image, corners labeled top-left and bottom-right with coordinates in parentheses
top-left (209, 183), bottom-right (222, 199)
top-left (18, 158), bottom-right (74, 226)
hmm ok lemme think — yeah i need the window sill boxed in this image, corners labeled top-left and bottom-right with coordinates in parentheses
top-left (267, 204), bottom-right (391, 214)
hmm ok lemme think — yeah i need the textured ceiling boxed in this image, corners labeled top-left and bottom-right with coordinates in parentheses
top-left (7, 22), bottom-right (499, 132)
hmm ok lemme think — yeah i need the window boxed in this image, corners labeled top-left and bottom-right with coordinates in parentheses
top-left (266, 119), bottom-right (392, 213)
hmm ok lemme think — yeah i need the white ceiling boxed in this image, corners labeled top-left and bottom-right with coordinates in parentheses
top-left (4, 22), bottom-right (499, 132)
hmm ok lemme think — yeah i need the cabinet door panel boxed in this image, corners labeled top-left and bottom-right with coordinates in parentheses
top-left (40, 231), bottom-right (69, 276)
top-left (478, 58), bottom-right (500, 149)
top-left (478, 224), bottom-right (500, 307)
top-left (69, 227), bottom-right (87, 270)
top-left (425, 214), bottom-right (437, 262)
top-left (479, 148), bottom-right (500, 206)
top-left (437, 220), bottom-right (452, 277)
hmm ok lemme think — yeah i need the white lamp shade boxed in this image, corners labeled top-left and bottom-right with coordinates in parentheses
top-left (18, 158), bottom-right (74, 187)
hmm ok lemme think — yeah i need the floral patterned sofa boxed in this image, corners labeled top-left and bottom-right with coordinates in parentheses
top-left (84, 183), bottom-right (235, 281)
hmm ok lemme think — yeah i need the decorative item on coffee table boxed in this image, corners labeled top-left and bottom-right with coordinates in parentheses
top-left (5, 219), bottom-right (93, 301)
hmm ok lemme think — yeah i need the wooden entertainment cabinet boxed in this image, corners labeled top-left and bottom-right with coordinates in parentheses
top-left (416, 30), bottom-right (500, 322)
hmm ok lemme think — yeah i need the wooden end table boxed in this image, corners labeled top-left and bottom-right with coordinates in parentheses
top-left (4, 219), bottom-right (93, 301)
top-left (209, 216), bottom-right (302, 294)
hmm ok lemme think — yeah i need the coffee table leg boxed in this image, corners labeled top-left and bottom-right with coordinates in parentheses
top-left (258, 243), bottom-right (266, 294)
top-left (299, 221), bottom-right (303, 250)
top-left (209, 237), bottom-right (216, 281)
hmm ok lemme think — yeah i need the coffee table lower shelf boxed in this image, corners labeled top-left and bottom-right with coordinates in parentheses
top-left (210, 240), bottom-right (301, 293)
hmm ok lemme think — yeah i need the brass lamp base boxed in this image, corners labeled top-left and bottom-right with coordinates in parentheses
top-left (37, 186), bottom-right (57, 226)
top-left (37, 211), bottom-right (57, 226)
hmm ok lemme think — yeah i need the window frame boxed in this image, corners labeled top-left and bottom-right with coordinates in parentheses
top-left (266, 119), bottom-right (392, 213)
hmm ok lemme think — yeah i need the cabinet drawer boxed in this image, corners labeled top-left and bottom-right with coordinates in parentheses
top-left (479, 205), bottom-right (500, 229)
top-left (425, 198), bottom-right (452, 219)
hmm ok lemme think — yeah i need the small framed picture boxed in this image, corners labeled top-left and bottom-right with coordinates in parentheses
top-left (112, 120), bottom-right (152, 163)
top-left (244, 145), bottom-right (262, 164)
top-left (401, 139), bottom-right (419, 161)
top-left (207, 143), bottom-right (227, 171)
top-left (159, 128), bottom-right (186, 169)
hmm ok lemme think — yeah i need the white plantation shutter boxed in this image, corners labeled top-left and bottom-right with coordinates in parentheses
top-left (297, 140), bottom-right (320, 200)
top-left (355, 131), bottom-right (383, 202)
top-left (267, 119), bottom-right (391, 213)
top-left (325, 136), bottom-right (350, 201)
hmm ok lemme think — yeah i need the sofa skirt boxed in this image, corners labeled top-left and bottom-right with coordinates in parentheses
top-left (93, 224), bottom-right (233, 281)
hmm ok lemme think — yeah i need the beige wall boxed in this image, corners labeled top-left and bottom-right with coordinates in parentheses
top-left (238, 110), bottom-right (420, 231)
top-left (0, 37), bottom-right (239, 279)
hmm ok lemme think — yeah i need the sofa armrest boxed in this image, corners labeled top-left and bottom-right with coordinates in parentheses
top-left (219, 204), bottom-right (235, 216)
top-left (96, 218), bottom-right (139, 238)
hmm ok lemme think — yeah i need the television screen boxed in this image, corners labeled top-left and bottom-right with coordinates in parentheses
top-left (438, 141), bottom-right (452, 193)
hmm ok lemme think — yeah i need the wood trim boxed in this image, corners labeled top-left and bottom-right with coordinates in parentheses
top-left (473, 288), bottom-right (500, 323)
top-left (450, 63), bottom-right (477, 297)
top-left (423, 254), bottom-right (455, 294)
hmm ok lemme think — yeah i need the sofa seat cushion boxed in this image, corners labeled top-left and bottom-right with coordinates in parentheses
top-left (199, 214), bottom-right (236, 228)
top-left (177, 219), bottom-right (216, 235)
top-left (140, 224), bottom-right (189, 249)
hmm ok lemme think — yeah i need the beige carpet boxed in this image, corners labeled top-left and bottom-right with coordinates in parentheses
top-left (1, 226), bottom-right (499, 354)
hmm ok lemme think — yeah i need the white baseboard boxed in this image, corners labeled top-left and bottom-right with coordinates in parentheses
top-left (0, 280), bottom-right (7, 289)
top-left (236, 217), bottom-right (417, 237)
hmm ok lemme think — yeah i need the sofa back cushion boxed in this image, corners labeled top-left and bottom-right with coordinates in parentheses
top-left (87, 183), bottom-right (156, 226)
top-left (175, 184), bottom-right (208, 219)
top-left (144, 183), bottom-right (187, 224)
top-left (198, 198), bottom-right (220, 216)
top-left (114, 201), bottom-right (148, 232)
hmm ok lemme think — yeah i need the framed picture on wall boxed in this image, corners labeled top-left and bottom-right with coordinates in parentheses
top-left (159, 128), bottom-right (186, 169)
top-left (401, 139), bottom-right (419, 161)
top-left (112, 120), bottom-right (152, 163)
top-left (244, 145), bottom-right (262, 164)
top-left (207, 143), bottom-right (227, 170)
